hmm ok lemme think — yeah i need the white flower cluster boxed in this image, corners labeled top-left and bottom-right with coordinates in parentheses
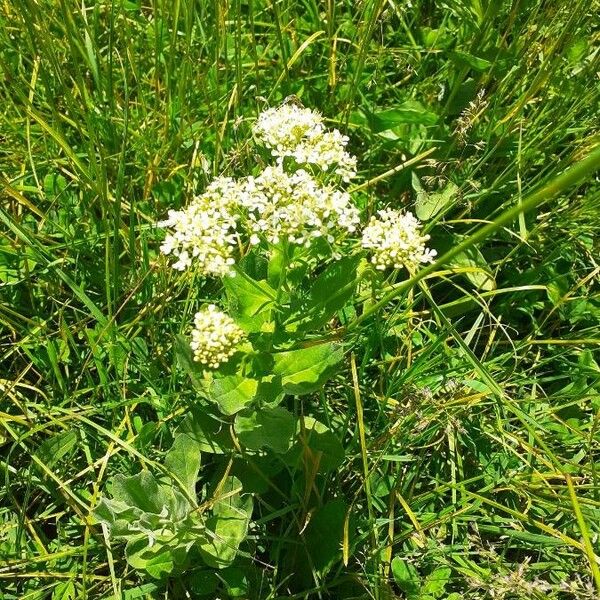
top-left (241, 166), bottom-right (360, 246)
top-left (252, 104), bottom-right (357, 181)
top-left (361, 209), bottom-right (437, 271)
top-left (252, 104), bottom-right (323, 154)
top-left (158, 177), bottom-right (241, 275)
top-left (190, 305), bottom-right (245, 369)
top-left (159, 103), bottom-right (436, 283)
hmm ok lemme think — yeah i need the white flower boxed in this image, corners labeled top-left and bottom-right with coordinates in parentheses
top-left (252, 104), bottom-right (324, 156)
top-left (253, 104), bottom-right (357, 180)
top-left (158, 177), bottom-right (241, 276)
top-left (190, 305), bottom-right (245, 369)
top-left (361, 209), bottom-right (436, 271)
top-left (239, 165), bottom-right (359, 247)
top-left (291, 129), bottom-right (357, 182)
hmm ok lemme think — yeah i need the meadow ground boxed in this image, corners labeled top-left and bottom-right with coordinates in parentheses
top-left (1, 1), bottom-right (600, 598)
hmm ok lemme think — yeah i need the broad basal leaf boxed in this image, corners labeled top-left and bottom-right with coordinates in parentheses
top-left (303, 499), bottom-right (347, 573)
top-left (95, 467), bottom-right (205, 579)
top-left (223, 273), bottom-right (276, 332)
top-left (164, 433), bottom-right (202, 498)
top-left (450, 245), bottom-right (495, 291)
top-left (368, 101), bottom-right (438, 131)
top-left (111, 471), bottom-right (171, 516)
top-left (199, 476), bottom-right (253, 569)
top-left (391, 557), bottom-right (421, 598)
top-left (285, 416), bottom-right (345, 472)
top-left (94, 497), bottom-right (144, 538)
top-left (422, 567), bottom-right (452, 598)
top-left (449, 49), bottom-right (492, 71)
top-left (125, 535), bottom-right (191, 579)
top-left (291, 256), bottom-right (361, 332)
top-left (125, 537), bottom-right (174, 579)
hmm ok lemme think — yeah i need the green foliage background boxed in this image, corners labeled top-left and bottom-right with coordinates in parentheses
top-left (1, 0), bottom-right (599, 598)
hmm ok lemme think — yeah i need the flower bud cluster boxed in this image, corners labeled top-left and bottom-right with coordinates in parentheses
top-left (361, 209), bottom-right (437, 272)
top-left (252, 104), bottom-right (357, 181)
top-left (190, 305), bottom-right (246, 369)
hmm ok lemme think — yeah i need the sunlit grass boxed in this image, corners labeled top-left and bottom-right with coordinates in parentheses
top-left (1, 0), bottom-right (599, 598)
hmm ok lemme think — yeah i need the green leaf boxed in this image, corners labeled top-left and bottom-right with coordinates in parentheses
top-left (184, 571), bottom-right (219, 596)
top-left (368, 101), bottom-right (438, 131)
top-left (293, 256), bottom-right (361, 331)
top-left (143, 550), bottom-right (178, 580)
top-left (449, 50), bottom-right (492, 71)
top-left (180, 408), bottom-right (235, 455)
top-left (422, 567), bottom-right (451, 597)
top-left (36, 430), bottom-right (78, 468)
top-left (255, 376), bottom-right (285, 406)
top-left (125, 536), bottom-right (179, 579)
top-left (567, 38), bottom-right (588, 64)
top-left (446, 78), bottom-right (479, 115)
top-left (120, 584), bottom-right (161, 600)
top-left (450, 245), bottom-right (495, 291)
top-left (223, 273), bottom-right (276, 332)
top-left (303, 499), bottom-right (347, 573)
top-left (220, 566), bottom-right (249, 597)
top-left (208, 375), bottom-right (259, 415)
top-left (413, 173), bottom-right (459, 220)
top-left (199, 476), bottom-right (253, 568)
top-left (391, 557), bottom-right (421, 598)
top-left (111, 471), bottom-right (170, 515)
top-left (267, 244), bottom-right (286, 287)
top-left (272, 343), bottom-right (343, 396)
top-left (234, 407), bottom-right (295, 453)
top-left (164, 434), bottom-right (202, 498)
top-left (52, 581), bottom-right (75, 600)
top-left (94, 497), bottom-right (143, 537)
top-left (420, 26), bottom-right (453, 49)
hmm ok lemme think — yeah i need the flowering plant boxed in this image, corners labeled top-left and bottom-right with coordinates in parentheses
top-left (96, 101), bottom-right (436, 578)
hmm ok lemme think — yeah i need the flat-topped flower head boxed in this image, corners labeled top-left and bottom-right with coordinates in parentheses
top-left (190, 305), bottom-right (245, 369)
top-left (252, 104), bottom-right (324, 156)
top-left (158, 177), bottom-right (242, 276)
top-left (291, 129), bottom-right (357, 182)
top-left (361, 209), bottom-right (436, 272)
top-left (240, 165), bottom-right (360, 247)
top-left (253, 104), bottom-right (357, 181)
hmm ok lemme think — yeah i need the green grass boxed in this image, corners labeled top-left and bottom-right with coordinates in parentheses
top-left (1, 0), bottom-right (600, 598)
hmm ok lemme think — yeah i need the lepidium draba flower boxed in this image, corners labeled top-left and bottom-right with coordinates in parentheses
top-left (252, 104), bottom-right (324, 156)
top-left (252, 104), bottom-right (357, 181)
top-left (240, 165), bottom-right (360, 247)
top-left (361, 209), bottom-right (437, 271)
top-left (158, 177), bottom-right (242, 276)
top-left (190, 305), bottom-right (246, 369)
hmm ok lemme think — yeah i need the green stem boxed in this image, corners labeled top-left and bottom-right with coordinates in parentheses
top-left (348, 145), bottom-right (600, 332)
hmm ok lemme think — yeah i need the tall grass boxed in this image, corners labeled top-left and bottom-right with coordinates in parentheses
top-left (1, 0), bottom-right (599, 598)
